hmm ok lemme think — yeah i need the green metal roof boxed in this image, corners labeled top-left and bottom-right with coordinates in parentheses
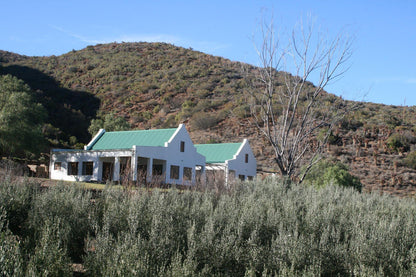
top-left (90, 128), bottom-right (177, 150)
top-left (195, 143), bottom-right (242, 163)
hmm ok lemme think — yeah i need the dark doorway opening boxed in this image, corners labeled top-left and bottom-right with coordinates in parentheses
top-left (102, 162), bottom-right (114, 182)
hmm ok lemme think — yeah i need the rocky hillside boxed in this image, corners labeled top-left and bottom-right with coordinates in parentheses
top-left (1, 42), bottom-right (416, 196)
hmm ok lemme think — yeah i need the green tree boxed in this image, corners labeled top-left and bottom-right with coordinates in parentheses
top-left (88, 112), bottom-right (130, 136)
top-left (0, 74), bottom-right (46, 157)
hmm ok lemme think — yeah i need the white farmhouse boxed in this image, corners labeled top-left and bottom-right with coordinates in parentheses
top-left (50, 124), bottom-right (206, 185)
top-left (195, 139), bottom-right (257, 184)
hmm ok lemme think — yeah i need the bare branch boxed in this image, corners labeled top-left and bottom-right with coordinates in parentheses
top-left (245, 15), bottom-right (353, 181)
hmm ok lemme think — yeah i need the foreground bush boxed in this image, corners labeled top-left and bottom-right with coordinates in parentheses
top-left (85, 180), bottom-right (416, 276)
top-left (0, 208), bottom-right (23, 276)
top-left (1, 176), bottom-right (416, 276)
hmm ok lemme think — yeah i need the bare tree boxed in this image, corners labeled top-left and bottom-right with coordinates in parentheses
top-left (243, 16), bottom-right (353, 183)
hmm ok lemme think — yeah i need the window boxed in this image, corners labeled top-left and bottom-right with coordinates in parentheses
top-left (170, 165), bottom-right (179, 179)
top-left (68, 162), bottom-right (78, 176)
top-left (238, 174), bottom-right (245, 181)
top-left (245, 154), bottom-right (249, 163)
top-left (82, 161), bottom-right (93, 175)
top-left (180, 141), bottom-right (185, 152)
top-left (183, 167), bottom-right (192, 180)
top-left (247, 176), bottom-right (254, 181)
top-left (54, 162), bottom-right (62, 171)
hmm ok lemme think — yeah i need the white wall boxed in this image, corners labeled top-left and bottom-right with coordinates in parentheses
top-left (50, 149), bottom-right (132, 182)
top-left (146, 124), bottom-right (205, 185)
top-left (226, 139), bottom-right (257, 181)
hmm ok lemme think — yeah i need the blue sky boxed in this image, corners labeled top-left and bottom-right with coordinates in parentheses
top-left (1, 0), bottom-right (415, 106)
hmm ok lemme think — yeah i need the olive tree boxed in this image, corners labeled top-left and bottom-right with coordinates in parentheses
top-left (244, 17), bottom-right (353, 182)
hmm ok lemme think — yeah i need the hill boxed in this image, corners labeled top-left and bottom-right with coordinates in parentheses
top-left (1, 42), bottom-right (416, 196)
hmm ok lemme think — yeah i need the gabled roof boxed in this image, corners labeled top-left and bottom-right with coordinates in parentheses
top-left (195, 142), bottom-right (243, 163)
top-left (90, 128), bottom-right (177, 150)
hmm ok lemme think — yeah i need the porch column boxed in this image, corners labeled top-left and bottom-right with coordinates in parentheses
top-left (178, 166), bottom-right (183, 185)
top-left (200, 165), bottom-right (206, 186)
top-left (147, 158), bottom-right (153, 183)
top-left (114, 157), bottom-right (120, 182)
top-left (77, 161), bottom-right (82, 176)
top-left (225, 164), bottom-right (229, 187)
top-left (93, 156), bottom-right (100, 182)
top-left (164, 162), bottom-right (169, 184)
top-left (131, 146), bottom-right (137, 181)
top-left (97, 160), bottom-right (103, 182)
top-left (192, 167), bottom-right (196, 185)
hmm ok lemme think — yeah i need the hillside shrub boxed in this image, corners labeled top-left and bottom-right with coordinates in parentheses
top-left (317, 128), bottom-right (338, 145)
top-left (88, 112), bottom-right (130, 136)
top-left (404, 151), bottom-right (416, 169)
top-left (191, 112), bottom-right (218, 130)
top-left (387, 131), bottom-right (415, 153)
top-left (233, 104), bottom-right (250, 119)
top-left (302, 160), bottom-right (362, 192)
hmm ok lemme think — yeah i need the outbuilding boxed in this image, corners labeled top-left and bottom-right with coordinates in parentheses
top-left (195, 139), bottom-right (256, 184)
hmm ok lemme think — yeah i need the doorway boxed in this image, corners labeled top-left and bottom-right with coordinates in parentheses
top-left (102, 162), bottom-right (114, 182)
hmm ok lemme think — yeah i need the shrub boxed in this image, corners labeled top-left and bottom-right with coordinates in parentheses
top-left (233, 104), bottom-right (250, 119)
top-left (27, 184), bottom-right (93, 262)
top-left (0, 208), bottom-right (24, 276)
top-left (191, 112), bottom-right (218, 130)
top-left (3, 174), bottom-right (416, 275)
top-left (387, 131), bottom-right (415, 152)
top-left (0, 173), bottom-right (38, 236)
top-left (303, 160), bottom-right (362, 192)
top-left (317, 128), bottom-right (338, 144)
top-left (68, 66), bottom-right (78, 73)
top-left (162, 114), bottom-right (177, 128)
top-left (404, 151), bottom-right (416, 169)
top-left (88, 112), bottom-right (130, 136)
top-left (85, 180), bottom-right (416, 275)
top-left (25, 221), bottom-right (72, 276)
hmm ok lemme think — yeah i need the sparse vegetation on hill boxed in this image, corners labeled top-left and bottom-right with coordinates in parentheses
top-left (1, 42), bottom-right (416, 195)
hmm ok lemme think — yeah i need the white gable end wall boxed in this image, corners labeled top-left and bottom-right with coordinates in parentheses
top-left (163, 124), bottom-right (205, 185)
top-left (226, 139), bottom-right (257, 180)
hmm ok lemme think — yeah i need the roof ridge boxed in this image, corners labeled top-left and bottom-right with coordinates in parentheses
top-left (90, 127), bottom-right (178, 150)
top-left (195, 142), bottom-right (242, 146)
top-left (105, 127), bottom-right (177, 134)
